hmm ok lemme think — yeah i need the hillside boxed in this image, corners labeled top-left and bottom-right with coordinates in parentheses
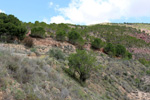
top-left (0, 37), bottom-right (150, 100)
top-left (0, 13), bottom-right (150, 100)
top-left (23, 22), bottom-right (150, 60)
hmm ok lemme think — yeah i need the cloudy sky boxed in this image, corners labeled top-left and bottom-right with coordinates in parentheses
top-left (0, 0), bottom-right (150, 25)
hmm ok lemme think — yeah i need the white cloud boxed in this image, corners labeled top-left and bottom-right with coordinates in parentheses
top-left (50, 0), bottom-right (150, 25)
top-left (42, 18), bottom-right (50, 24)
top-left (49, 1), bottom-right (53, 7)
top-left (0, 9), bottom-right (5, 13)
top-left (50, 15), bottom-right (71, 24)
top-left (127, 0), bottom-right (150, 17)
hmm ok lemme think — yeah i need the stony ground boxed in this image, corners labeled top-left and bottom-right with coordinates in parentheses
top-left (0, 37), bottom-right (76, 57)
top-left (128, 90), bottom-right (150, 100)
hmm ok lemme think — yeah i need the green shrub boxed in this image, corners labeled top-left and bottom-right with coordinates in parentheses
top-left (68, 50), bottom-right (96, 83)
top-left (104, 43), bottom-right (116, 56)
top-left (115, 44), bottom-right (126, 57)
top-left (68, 30), bottom-right (81, 44)
top-left (91, 38), bottom-right (104, 49)
top-left (30, 27), bottom-right (46, 38)
top-left (146, 70), bottom-right (150, 75)
top-left (76, 37), bottom-right (85, 49)
top-left (0, 13), bottom-right (27, 41)
top-left (135, 78), bottom-right (141, 87)
top-left (49, 48), bottom-right (65, 60)
top-left (56, 30), bottom-right (66, 41)
top-left (127, 52), bottom-right (132, 59)
top-left (104, 43), bottom-right (132, 59)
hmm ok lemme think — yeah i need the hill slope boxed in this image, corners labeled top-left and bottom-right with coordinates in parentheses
top-left (0, 38), bottom-right (150, 100)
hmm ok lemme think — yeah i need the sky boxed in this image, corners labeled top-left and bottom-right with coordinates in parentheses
top-left (0, 0), bottom-right (150, 25)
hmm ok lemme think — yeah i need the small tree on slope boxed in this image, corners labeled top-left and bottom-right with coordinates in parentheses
top-left (68, 50), bottom-right (96, 83)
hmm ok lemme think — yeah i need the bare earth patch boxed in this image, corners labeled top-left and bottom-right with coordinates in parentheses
top-left (128, 48), bottom-right (150, 54)
top-left (128, 90), bottom-right (150, 100)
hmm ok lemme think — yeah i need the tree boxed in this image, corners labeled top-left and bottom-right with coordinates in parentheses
top-left (68, 50), bottom-right (96, 82)
top-left (91, 38), bottom-right (104, 49)
top-left (30, 27), bottom-right (46, 38)
top-left (6, 14), bottom-right (21, 26)
top-left (76, 37), bottom-right (85, 49)
top-left (34, 21), bottom-right (40, 27)
top-left (57, 23), bottom-right (69, 32)
top-left (115, 44), bottom-right (126, 57)
top-left (68, 30), bottom-right (81, 44)
top-left (56, 30), bottom-right (66, 41)
top-left (104, 43), bottom-right (116, 56)
top-left (0, 13), bottom-right (27, 41)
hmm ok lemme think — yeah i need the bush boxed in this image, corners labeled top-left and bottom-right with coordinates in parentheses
top-left (115, 44), bottom-right (126, 57)
top-left (104, 43), bottom-right (132, 59)
top-left (76, 37), bottom-right (85, 49)
top-left (56, 30), bottom-right (66, 41)
top-left (146, 70), bottom-right (150, 75)
top-left (68, 30), bottom-right (81, 44)
top-left (23, 37), bottom-right (34, 47)
top-left (91, 38), bottom-right (104, 49)
top-left (104, 43), bottom-right (116, 56)
top-left (0, 13), bottom-right (27, 41)
top-left (127, 52), bottom-right (132, 59)
top-left (68, 50), bottom-right (96, 83)
top-left (49, 48), bottom-right (65, 60)
top-left (30, 27), bottom-right (46, 38)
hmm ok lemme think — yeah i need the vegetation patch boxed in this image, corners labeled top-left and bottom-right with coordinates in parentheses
top-left (0, 13), bottom-right (27, 42)
top-left (30, 27), bottom-right (46, 38)
top-left (49, 48), bottom-right (66, 60)
top-left (56, 30), bottom-right (66, 42)
top-left (91, 38), bottom-right (104, 49)
top-left (67, 50), bottom-right (96, 83)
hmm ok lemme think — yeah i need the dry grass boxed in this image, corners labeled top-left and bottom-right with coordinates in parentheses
top-left (0, 49), bottom-right (96, 100)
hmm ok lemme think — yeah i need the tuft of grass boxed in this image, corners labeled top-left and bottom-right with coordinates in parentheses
top-left (14, 89), bottom-right (26, 100)
top-left (49, 48), bottom-right (66, 60)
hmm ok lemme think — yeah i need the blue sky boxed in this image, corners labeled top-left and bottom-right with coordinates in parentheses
top-left (0, 0), bottom-right (150, 25)
top-left (0, 0), bottom-right (69, 23)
